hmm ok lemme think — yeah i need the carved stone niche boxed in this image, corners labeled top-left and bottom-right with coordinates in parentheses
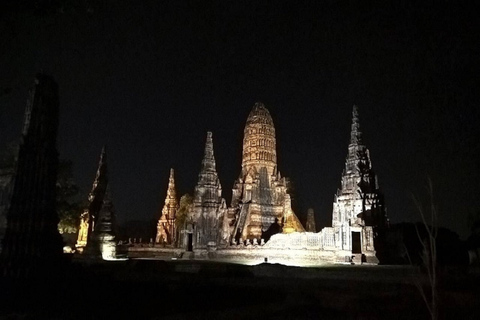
top-left (207, 241), bottom-right (217, 252)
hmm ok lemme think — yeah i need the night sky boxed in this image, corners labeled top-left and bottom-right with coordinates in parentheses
top-left (1, 1), bottom-right (479, 238)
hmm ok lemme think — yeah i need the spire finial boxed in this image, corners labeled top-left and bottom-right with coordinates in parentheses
top-left (88, 146), bottom-right (108, 202)
top-left (167, 168), bottom-right (176, 197)
top-left (200, 131), bottom-right (216, 172)
top-left (104, 183), bottom-right (112, 201)
top-left (163, 168), bottom-right (177, 214)
top-left (353, 105), bottom-right (359, 121)
top-left (350, 105), bottom-right (362, 145)
top-left (205, 131), bottom-right (213, 157)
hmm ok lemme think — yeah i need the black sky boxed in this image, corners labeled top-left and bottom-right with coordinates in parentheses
top-left (1, 1), bottom-right (479, 238)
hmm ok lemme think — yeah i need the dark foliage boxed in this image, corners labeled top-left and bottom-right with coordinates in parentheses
top-left (56, 159), bottom-right (82, 233)
top-left (381, 223), bottom-right (469, 266)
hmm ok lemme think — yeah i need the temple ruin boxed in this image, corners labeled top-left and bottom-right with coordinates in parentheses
top-left (76, 147), bottom-right (111, 258)
top-left (0, 73), bottom-right (388, 266)
top-left (320, 105), bottom-right (387, 264)
top-left (129, 103), bottom-right (387, 265)
top-left (0, 74), bottom-right (64, 277)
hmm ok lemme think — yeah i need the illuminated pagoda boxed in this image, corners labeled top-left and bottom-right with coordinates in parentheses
top-left (186, 132), bottom-right (227, 250)
top-left (328, 105), bottom-right (387, 263)
top-left (156, 168), bottom-right (178, 244)
top-left (227, 102), bottom-right (304, 242)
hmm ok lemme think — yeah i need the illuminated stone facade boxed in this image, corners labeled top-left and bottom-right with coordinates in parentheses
top-left (228, 103), bottom-right (304, 241)
top-left (156, 168), bottom-right (178, 244)
top-left (240, 103), bottom-right (277, 176)
top-left (179, 103), bottom-right (304, 253)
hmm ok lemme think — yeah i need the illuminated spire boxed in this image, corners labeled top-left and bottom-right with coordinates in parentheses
top-left (190, 132), bottom-right (225, 248)
top-left (344, 106), bottom-right (367, 175)
top-left (156, 168), bottom-right (178, 244)
top-left (333, 105), bottom-right (387, 229)
top-left (162, 168), bottom-right (178, 219)
top-left (88, 145), bottom-right (108, 202)
top-left (330, 105), bottom-right (387, 263)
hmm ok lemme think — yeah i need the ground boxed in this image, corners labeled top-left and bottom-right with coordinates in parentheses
top-left (1, 259), bottom-right (479, 319)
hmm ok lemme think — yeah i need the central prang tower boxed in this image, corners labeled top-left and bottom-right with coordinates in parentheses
top-left (241, 103), bottom-right (277, 176)
top-left (228, 102), bottom-right (304, 241)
